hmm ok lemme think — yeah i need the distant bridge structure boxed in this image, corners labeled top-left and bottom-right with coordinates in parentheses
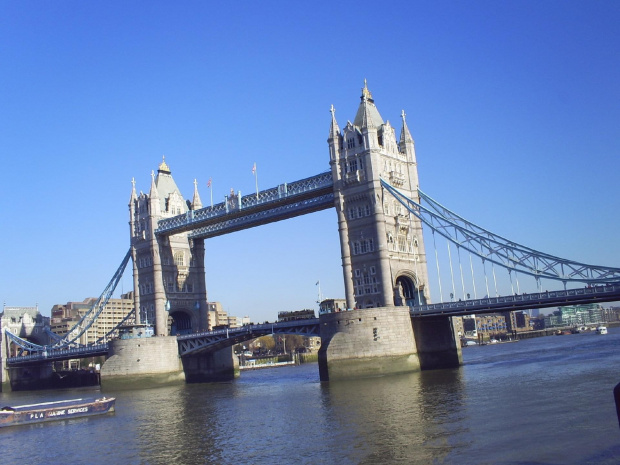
top-left (6, 175), bottom-right (620, 367)
top-left (5, 83), bottom-right (620, 381)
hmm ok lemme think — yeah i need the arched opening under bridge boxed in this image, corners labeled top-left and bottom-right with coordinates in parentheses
top-left (395, 274), bottom-right (426, 307)
top-left (168, 310), bottom-right (193, 336)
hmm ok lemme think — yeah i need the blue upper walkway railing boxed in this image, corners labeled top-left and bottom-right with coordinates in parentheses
top-left (411, 282), bottom-right (620, 318)
top-left (6, 344), bottom-right (109, 366)
top-left (156, 172), bottom-right (334, 239)
top-left (177, 319), bottom-right (320, 356)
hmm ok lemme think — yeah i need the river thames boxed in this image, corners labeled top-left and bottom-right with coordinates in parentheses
top-left (1, 328), bottom-right (620, 464)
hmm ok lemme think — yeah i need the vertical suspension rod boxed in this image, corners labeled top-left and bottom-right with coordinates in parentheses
top-left (447, 241), bottom-right (457, 301)
top-left (432, 230), bottom-right (444, 302)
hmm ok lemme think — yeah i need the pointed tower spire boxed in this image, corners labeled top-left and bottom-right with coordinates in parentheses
top-left (328, 104), bottom-right (343, 162)
top-left (158, 155), bottom-right (171, 174)
top-left (353, 79), bottom-right (384, 129)
top-left (399, 109), bottom-right (416, 161)
top-left (149, 170), bottom-right (159, 199)
top-left (129, 177), bottom-right (137, 229)
top-left (328, 104), bottom-right (340, 140)
top-left (129, 177), bottom-right (137, 203)
top-left (192, 179), bottom-right (203, 210)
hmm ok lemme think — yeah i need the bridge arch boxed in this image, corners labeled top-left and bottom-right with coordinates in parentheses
top-left (168, 309), bottom-right (194, 336)
top-left (395, 272), bottom-right (426, 307)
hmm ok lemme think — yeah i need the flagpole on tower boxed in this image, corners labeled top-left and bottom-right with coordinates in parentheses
top-left (252, 162), bottom-right (258, 200)
top-left (207, 178), bottom-right (213, 207)
top-left (316, 280), bottom-right (322, 304)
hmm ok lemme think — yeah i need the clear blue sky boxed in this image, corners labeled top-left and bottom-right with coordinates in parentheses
top-left (1, 1), bottom-right (619, 321)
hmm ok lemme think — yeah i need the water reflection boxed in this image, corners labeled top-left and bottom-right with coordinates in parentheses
top-left (321, 368), bottom-right (466, 464)
top-left (2, 332), bottom-right (620, 465)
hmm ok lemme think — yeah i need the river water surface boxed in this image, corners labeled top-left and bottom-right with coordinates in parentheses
top-left (2, 329), bottom-right (620, 464)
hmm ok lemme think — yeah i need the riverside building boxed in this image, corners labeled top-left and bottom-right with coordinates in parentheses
top-left (50, 293), bottom-right (135, 344)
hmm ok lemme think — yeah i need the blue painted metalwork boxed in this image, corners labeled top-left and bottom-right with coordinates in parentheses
top-left (177, 319), bottom-right (320, 356)
top-left (155, 172), bottom-right (334, 238)
top-left (6, 344), bottom-right (109, 366)
top-left (189, 194), bottom-right (334, 239)
top-left (9, 173), bottom-right (620, 367)
top-left (411, 282), bottom-right (620, 318)
top-left (5, 250), bottom-right (132, 359)
top-left (380, 179), bottom-right (620, 284)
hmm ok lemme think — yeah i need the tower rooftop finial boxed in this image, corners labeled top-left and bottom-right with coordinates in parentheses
top-left (159, 155), bottom-right (171, 173)
top-left (361, 79), bottom-right (373, 102)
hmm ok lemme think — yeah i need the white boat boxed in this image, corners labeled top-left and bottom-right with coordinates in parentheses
top-left (596, 326), bottom-right (608, 335)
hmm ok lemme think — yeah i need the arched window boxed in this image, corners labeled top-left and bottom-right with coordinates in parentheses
top-left (174, 251), bottom-right (185, 266)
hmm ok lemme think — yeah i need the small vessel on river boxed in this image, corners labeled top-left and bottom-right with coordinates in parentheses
top-left (596, 326), bottom-right (608, 335)
top-left (0, 397), bottom-right (115, 428)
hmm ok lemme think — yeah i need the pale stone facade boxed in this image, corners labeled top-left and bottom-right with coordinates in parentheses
top-left (129, 158), bottom-right (209, 336)
top-left (328, 81), bottom-right (430, 310)
top-left (1, 306), bottom-right (50, 385)
top-left (100, 336), bottom-right (185, 387)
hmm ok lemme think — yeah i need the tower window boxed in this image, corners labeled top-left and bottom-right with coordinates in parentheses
top-left (347, 138), bottom-right (355, 149)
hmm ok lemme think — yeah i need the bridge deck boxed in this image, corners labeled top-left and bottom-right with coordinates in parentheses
top-left (156, 172), bottom-right (334, 238)
top-left (7, 284), bottom-right (620, 366)
top-left (412, 283), bottom-right (620, 318)
top-left (6, 344), bottom-right (109, 367)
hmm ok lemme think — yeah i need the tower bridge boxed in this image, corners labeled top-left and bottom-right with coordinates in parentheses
top-left (5, 82), bottom-right (620, 388)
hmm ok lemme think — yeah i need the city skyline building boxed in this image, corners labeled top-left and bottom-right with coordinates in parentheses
top-left (50, 293), bottom-right (135, 345)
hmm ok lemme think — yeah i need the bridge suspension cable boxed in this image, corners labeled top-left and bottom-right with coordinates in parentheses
top-left (380, 179), bottom-right (620, 285)
top-left (5, 250), bottom-right (132, 355)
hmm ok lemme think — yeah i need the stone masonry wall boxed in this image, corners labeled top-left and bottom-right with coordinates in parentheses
top-left (318, 306), bottom-right (420, 380)
top-left (100, 336), bottom-right (185, 385)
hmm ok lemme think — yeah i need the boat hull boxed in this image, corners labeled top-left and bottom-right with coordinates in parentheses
top-left (0, 397), bottom-right (115, 428)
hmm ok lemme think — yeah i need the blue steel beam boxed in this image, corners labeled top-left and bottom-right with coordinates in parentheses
top-left (155, 172), bottom-right (334, 238)
top-left (381, 179), bottom-right (620, 284)
top-left (6, 344), bottom-right (109, 367)
top-left (5, 250), bottom-right (132, 359)
top-left (189, 194), bottom-right (334, 240)
top-left (411, 282), bottom-right (620, 318)
top-left (177, 319), bottom-right (320, 356)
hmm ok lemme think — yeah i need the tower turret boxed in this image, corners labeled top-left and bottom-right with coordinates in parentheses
top-left (191, 179), bottom-right (203, 210)
top-left (331, 82), bottom-right (430, 310)
top-left (129, 157), bottom-right (209, 336)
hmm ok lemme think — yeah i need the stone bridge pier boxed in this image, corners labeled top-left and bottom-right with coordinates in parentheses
top-left (318, 307), bottom-right (461, 381)
top-left (181, 347), bottom-right (239, 383)
top-left (100, 337), bottom-right (239, 387)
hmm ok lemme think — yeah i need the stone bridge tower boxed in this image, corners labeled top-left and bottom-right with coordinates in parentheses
top-left (319, 83), bottom-right (460, 380)
top-left (129, 158), bottom-right (208, 336)
top-left (328, 81), bottom-right (430, 311)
